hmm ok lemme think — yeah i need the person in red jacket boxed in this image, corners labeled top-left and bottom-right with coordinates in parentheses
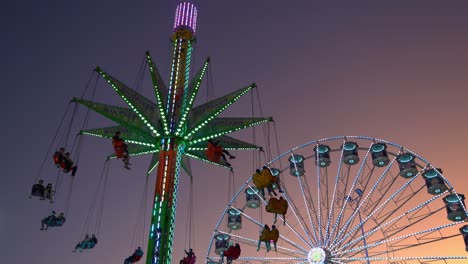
top-left (53, 148), bottom-right (65, 166)
top-left (206, 139), bottom-right (235, 168)
top-left (112, 131), bottom-right (131, 170)
top-left (223, 243), bottom-right (241, 264)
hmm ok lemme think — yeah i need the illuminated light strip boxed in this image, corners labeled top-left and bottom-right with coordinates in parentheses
top-left (97, 70), bottom-right (161, 137)
top-left (227, 208), bottom-right (310, 254)
top-left (184, 85), bottom-right (256, 139)
top-left (335, 190), bottom-right (448, 254)
top-left (324, 140), bottom-right (346, 246)
top-left (189, 5), bottom-right (193, 30)
top-left (147, 160), bottom-right (159, 175)
top-left (169, 40), bottom-right (184, 133)
top-left (175, 41), bottom-right (193, 136)
top-left (189, 118), bottom-right (271, 144)
top-left (328, 145), bottom-right (375, 250)
top-left (315, 143), bottom-right (324, 246)
top-left (218, 230), bottom-right (307, 255)
top-left (80, 131), bottom-right (156, 147)
top-left (175, 60), bottom-right (208, 136)
top-left (332, 155), bottom-right (415, 252)
top-left (166, 40), bottom-right (178, 124)
top-left (184, 2), bottom-right (188, 27)
top-left (227, 180), bottom-right (313, 253)
top-left (279, 183), bottom-right (319, 248)
top-left (187, 147), bottom-right (259, 151)
top-left (332, 159), bottom-right (423, 251)
top-left (184, 153), bottom-right (230, 168)
top-left (173, 5), bottom-right (180, 30)
top-left (334, 256), bottom-right (468, 261)
top-left (146, 53), bottom-right (169, 137)
top-left (339, 221), bottom-right (464, 255)
top-left (292, 152), bottom-right (320, 246)
top-left (165, 145), bottom-right (184, 264)
top-left (181, 3), bottom-right (186, 28)
top-left (193, 9), bottom-right (197, 32)
top-left (161, 155), bottom-right (169, 199)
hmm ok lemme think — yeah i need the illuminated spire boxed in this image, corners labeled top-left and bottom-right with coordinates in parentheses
top-left (173, 2), bottom-right (197, 34)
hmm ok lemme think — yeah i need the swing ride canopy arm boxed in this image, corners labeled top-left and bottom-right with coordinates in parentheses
top-left (187, 135), bottom-right (262, 151)
top-left (72, 98), bottom-right (152, 136)
top-left (188, 117), bottom-right (273, 144)
top-left (94, 67), bottom-right (161, 138)
top-left (175, 57), bottom-right (211, 136)
top-left (145, 51), bottom-right (169, 136)
top-left (79, 125), bottom-right (157, 147)
top-left (185, 83), bottom-right (257, 139)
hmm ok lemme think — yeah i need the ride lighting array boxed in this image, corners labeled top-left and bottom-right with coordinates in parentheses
top-left (96, 68), bottom-right (160, 138)
top-left (146, 51), bottom-right (170, 136)
top-left (185, 84), bottom-right (257, 140)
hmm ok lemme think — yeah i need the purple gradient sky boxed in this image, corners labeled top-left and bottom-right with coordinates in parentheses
top-left (3, 0), bottom-right (468, 263)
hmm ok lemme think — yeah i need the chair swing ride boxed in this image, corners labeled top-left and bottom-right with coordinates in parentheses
top-left (31, 2), bottom-right (468, 264)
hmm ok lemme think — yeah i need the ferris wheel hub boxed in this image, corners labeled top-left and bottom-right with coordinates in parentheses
top-left (307, 247), bottom-right (330, 264)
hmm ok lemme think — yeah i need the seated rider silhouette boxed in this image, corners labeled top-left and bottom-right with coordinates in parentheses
top-left (30, 179), bottom-right (45, 199)
top-left (180, 248), bottom-right (196, 264)
top-left (74, 234), bottom-right (98, 252)
top-left (124, 246), bottom-right (144, 264)
top-left (40, 211), bottom-right (65, 230)
top-left (112, 131), bottom-right (131, 170)
top-left (206, 139), bottom-right (235, 168)
top-left (61, 152), bottom-right (78, 175)
top-left (53, 148), bottom-right (65, 166)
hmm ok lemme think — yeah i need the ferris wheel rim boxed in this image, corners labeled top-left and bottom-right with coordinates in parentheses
top-left (205, 136), bottom-right (468, 264)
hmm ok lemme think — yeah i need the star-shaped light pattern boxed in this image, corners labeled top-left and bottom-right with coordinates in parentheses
top-left (73, 52), bottom-right (272, 176)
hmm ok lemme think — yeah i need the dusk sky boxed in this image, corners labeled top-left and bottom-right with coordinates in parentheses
top-left (3, 1), bottom-right (468, 263)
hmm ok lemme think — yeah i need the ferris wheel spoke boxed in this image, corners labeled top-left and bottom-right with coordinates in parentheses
top-left (328, 144), bottom-right (373, 248)
top-left (313, 144), bottom-right (326, 246)
top-left (333, 164), bottom-right (430, 251)
top-left (334, 255), bottom-right (468, 262)
top-left (329, 148), bottom-right (406, 250)
top-left (335, 191), bottom-right (449, 253)
top-left (218, 230), bottom-right (307, 255)
top-left (281, 191), bottom-right (317, 247)
top-left (235, 202), bottom-right (311, 253)
top-left (290, 152), bottom-right (320, 246)
top-left (236, 256), bottom-right (307, 261)
top-left (337, 220), bottom-right (464, 256)
top-left (324, 142), bottom-right (346, 246)
top-left (245, 184), bottom-right (316, 249)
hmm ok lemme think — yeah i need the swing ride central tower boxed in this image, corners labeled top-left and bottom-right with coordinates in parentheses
top-left (147, 3), bottom-right (198, 264)
top-left (75, 1), bottom-right (272, 263)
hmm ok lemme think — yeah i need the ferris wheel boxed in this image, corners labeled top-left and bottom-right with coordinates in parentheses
top-left (205, 136), bottom-right (468, 264)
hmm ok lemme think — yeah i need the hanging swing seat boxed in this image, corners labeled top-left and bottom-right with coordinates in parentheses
top-left (266, 197), bottom-right (288, 215)
top-left (260, 228), bottom-right (271, 241)
top-left (113, 139), bottom-right (128, 159)
top-left (74, 237), bottom-right (98, 252)
top-left (53, 152), bottom-right (65, 166)
top-left (206, 142), bottom-right (223, 163)
top-left (253, 168), bottom-right (276, 189)
top-left (223, 245), bottom-right (241, 260)
top-left (42, 214), bottom-right (66, 228)
top-left (266, 228), bottom-right (279, 242)
top-left (180, 255), bottom-right (196, 264)
top-left (30, 184), bottom-right (45, 199)
top-left (124, 251), bottom-right (144, 264)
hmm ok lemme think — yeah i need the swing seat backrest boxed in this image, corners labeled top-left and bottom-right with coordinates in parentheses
top-left (31, 186), bottom-right (44, 197)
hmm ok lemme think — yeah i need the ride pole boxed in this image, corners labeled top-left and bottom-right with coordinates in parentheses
top-left (146, 3), bottom-right (197, 264)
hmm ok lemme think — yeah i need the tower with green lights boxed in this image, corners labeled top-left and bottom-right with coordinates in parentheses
top-left (73, 2), bottom-right (272, 264)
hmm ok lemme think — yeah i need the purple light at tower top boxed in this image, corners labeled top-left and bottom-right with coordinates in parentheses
top-left (173, 2), bottom-right (197, 33)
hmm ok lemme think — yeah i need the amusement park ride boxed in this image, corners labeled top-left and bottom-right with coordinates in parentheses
top-left (35, 2), bottom-right (468, 264)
